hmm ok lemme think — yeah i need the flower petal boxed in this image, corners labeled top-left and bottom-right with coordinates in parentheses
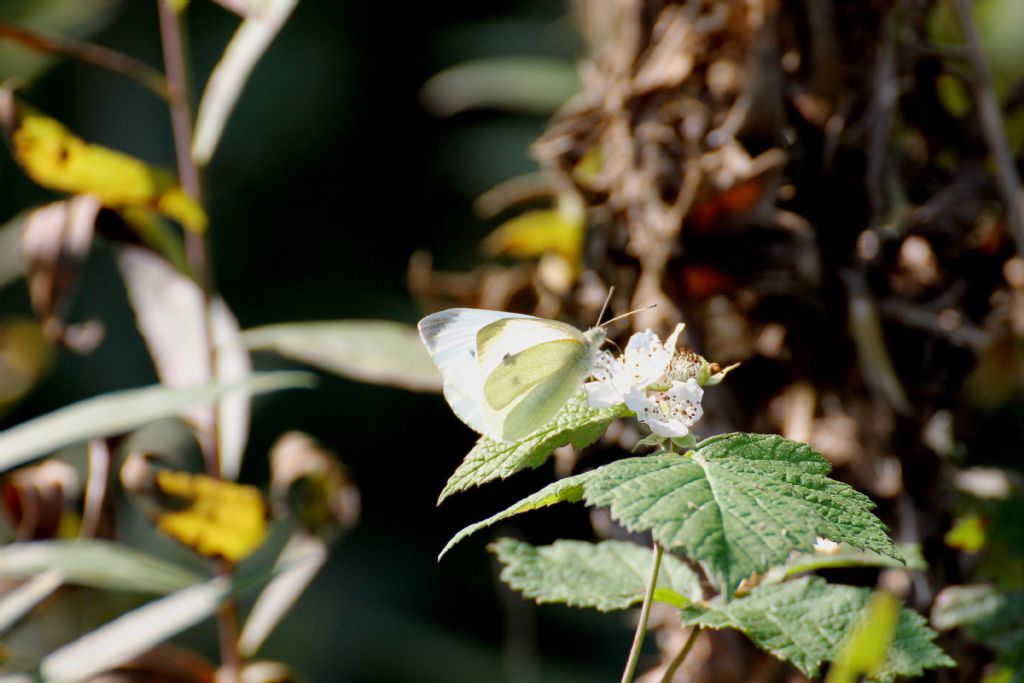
top-left (584, 381), bottom-right (623, 409)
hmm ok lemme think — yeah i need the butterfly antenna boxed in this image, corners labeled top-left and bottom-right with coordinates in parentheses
top-left (595, 287), bottom-right (615, 326)
top-left (599, 303), bottom-right (657, 329)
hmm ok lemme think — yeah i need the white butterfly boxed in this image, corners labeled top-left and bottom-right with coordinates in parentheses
top-left (418, 309), bottom-right (606, 443)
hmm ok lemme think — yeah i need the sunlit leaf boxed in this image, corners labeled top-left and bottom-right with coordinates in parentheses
top-left (191, 0), bottom-right (297, 165)
top-left (945, 513), bottom-right (988, 553)
top-left (238, 532), bottom-right (327, 657)
top-left (19, 195), bottom-right (101, 349)
top-left (762, 542), bottom-right (925, 585)
top-left (242, 320), bottom-right (442, 393)
top-left (438, 472), bottom-right (589, 559)
top-left (420, 56), bottom-right (580, 117)
top-left (491, 538), bottom-right (701, 611)
top-left (582, 435), bottom-right (902, 592)
top-left (117, 247), bottom-right (253, 479)
top-left (117, 246), bottom-right (209, 392)
top-left (210, 297), bottom-right (252, 481)
top-left (682, 577), bottom-right (953, 680)
top-left (5, 106), bottom-right (205, 232)
top-left (438, 392), bottom-right (628, 503)
top-left (151, 470), bottom-right (267, 562)
top-left (825, 591), bottom-right (900, 683)
top-left (0, 372), bottom-right (315, 473)
top-left (0, 569), bottom-right (62, 636)
top-left (482, 209), bottom-right (583, 264)
top-left (442, 435), bottom-right (902, 593)
top-left (0, 540), bottom-right (202, 594)
top-left (39, 577), bottom-right (230, 683)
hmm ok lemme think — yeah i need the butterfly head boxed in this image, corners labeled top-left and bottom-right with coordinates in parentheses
top-left (583, 326), bottom-right (607, 360)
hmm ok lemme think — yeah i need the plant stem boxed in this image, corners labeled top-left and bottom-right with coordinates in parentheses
top-left (951, 0), bottom-right (1024, 257)
top-left (658, 627), bottom-right (701, 683)
top-left (156, 0), bottom-right (211, 296)
top-left (156, 4), bottom-right (239, 681)
top-left (621, 541), bottom-right (663, 683)
top-left (0, 23), bottom-right (169, 98)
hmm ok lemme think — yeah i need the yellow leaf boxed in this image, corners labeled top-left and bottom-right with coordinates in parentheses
top-left (11, 113), bottom-right (206, 232)
top-left (944, 513), bottom-right (987, 553)
top-left (824, 591), bottom-right (899, 683)
top-left (572, 146), bottom-right (603, 186)
top-left (483, 209), bottom-right (583, 264)
top-left (154, 470), bottom-right (267, 562)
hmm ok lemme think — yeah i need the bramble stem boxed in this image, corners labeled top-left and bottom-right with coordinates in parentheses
top-left (658, 626), bottom-right (701, 683)
top-left (156, 4), bottom-right (239, 681)
top-left (621, 541), bottom-right (663, 683)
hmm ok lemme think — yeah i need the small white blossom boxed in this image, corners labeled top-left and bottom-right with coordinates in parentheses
top-left (585, 324), bottom-right (705, 438)
top-left (813, 537), bottom-right (840, 555)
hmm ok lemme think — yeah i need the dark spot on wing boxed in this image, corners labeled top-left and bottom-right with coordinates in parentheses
top-left (503, 353), bottom-right (511, 361)
top-left (469, 349), bottom-right (476, 358)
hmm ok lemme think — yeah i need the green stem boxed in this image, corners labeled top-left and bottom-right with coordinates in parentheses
top-left (658, 626), bottom-right (701, 683)
top-left (621, 541), bottom-right (663, 683)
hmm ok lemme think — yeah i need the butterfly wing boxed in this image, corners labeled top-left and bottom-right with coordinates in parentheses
top-left (418, 308), bottom-right (536, 436)
top-left (476, 317), bottom-right (584, 373)
top-left (482, 338), bottom-right (590, 442)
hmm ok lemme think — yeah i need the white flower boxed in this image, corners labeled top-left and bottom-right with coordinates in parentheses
top-left (585, 324), bottom-right (705, 438)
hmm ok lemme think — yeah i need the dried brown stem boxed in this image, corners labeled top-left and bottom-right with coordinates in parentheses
top-left (0, 23), bottom-right (168, 98)
top-left (157, 4), bottom-right (238, 681)
top-left (952, 0), bottom-right (1024, 256)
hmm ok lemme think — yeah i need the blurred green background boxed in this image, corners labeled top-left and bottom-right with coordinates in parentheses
top-left (0, 1), bottom-right (624, 680)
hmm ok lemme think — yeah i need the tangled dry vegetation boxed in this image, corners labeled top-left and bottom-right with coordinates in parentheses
top-left (415, 0), bottom-right (1024, 680)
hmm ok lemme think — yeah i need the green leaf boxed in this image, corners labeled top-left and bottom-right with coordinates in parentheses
top-left (420, 56), bottom-right (580, 117)
top-left (440, 434), bottom-right (902, 589)
top-left (438, 392), bottom-right (629, 503)
top-left (0, 0), bottom-right (119, 85)
top-left (238, 532), bottom-right (327, 658)
top-left (932, 584), bottom-right (1024, 669)
top-left (0, 540), bottom-right (203, 594)
top-left (39, 577), bottom-right (231, 683)
top-left (0, 372), bottom-right (314, 473)
top-left (682, 576), bottom-right (953, 681)
top-left (490, 538), bottom-right (702, 611)
top-left (583, 434), bottom-right (902, 591)
top-left (242, 321), bottom-right (441, 393)
top-left (763, 543), bottom-right (925, 585)
top-left (438, 472), bottom-right (589, 559)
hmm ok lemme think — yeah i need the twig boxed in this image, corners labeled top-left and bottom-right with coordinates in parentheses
top-left (157, 4), bottom-right (239, 681)
top-left (621, 541), bottom-right (663, 683)
top-left (156, 0), bottom-right (210, 295)
top-left (658, 626), bottom-right (701, 683)
top-left (952, 0), bottom-right (1024, 256)
top-left (0, 23), bottom-right (167, 99)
